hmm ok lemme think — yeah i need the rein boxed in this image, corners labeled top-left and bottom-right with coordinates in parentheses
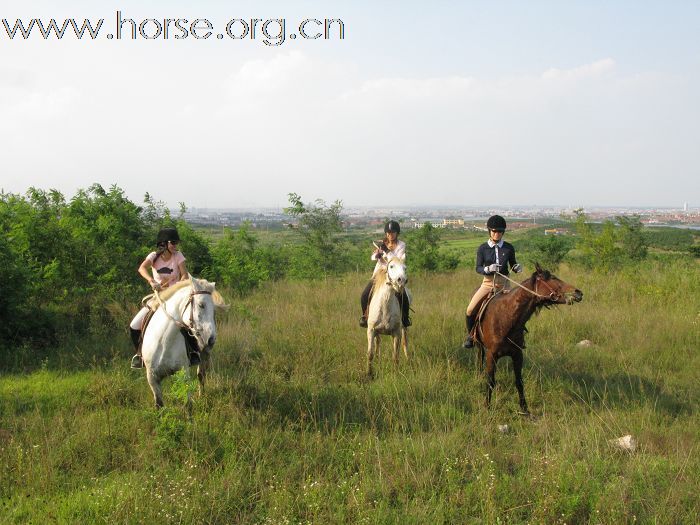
top-left (494, 271), bottom-right (558, 301)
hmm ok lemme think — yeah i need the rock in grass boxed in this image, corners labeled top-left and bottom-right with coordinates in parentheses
top-left (498, 424), bottom-right (509, 433)
top-left (576, 339), bottom-right (594, 348)
top-left (610, 434), bottom-right (637, 452)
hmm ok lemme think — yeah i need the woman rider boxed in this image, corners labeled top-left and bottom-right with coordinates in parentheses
top-left (359, 220), bottom-right (411, 328)
top-left (129, 227), bottom-right (190, 368)
top-left (463, 215), bottom-right (522, 348)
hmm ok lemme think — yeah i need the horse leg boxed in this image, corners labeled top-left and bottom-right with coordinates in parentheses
top-left (392, 332), bottom-right (400, 365)
top-left (485, 352), bottom-right (497, 409)
top-left (476, 343), bottom-right (485, 371)
top-left (146, 368), bottom-right (164, 409)
top-left (512, 350), bottom-right (529, 415)
top-left (401, 327), bottom-right (408, 360)
top-left (367, 330), bottom-right (376, 379)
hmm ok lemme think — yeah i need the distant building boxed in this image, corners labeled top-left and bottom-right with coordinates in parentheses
top-left (442, 218), bottom-right (465, 227)
top-left (544, 228), bottom-right (570, 236)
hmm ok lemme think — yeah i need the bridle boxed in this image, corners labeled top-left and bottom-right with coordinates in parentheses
top-left (152, 286), bottom-right (213, 339)
top-left (495, 271), bottom-right (562, 302)
top-left (533, 276), bottom-right (562, 302)
top-left (384, 260), bottom-right (407, 294)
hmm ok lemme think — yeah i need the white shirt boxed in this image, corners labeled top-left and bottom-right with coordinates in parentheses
top-left (372, 240), bottom-right (406, 276)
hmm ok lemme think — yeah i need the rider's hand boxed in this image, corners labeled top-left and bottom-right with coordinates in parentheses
top-left (150, 280), bottom-right (162, 291)
top-left (512, 263), bottom-right (522, 273)
top-left (485, 263), bottom-right (500, 274)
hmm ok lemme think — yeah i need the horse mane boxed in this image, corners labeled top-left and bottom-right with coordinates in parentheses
top-left (157, 279), bottom-right (192, 301)
top-left (372, 265), bottom-right (388, 289)
top-left (143, 278), bottom-right (229, 310)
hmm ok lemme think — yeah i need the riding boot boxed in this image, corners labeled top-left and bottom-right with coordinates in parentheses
top-left (181, 328), bottom-right (202, 366)
top-left (463, 315), bottom-right (476, 349)
top-left (400, 291), bottom-right (411, 327)
top-left (360, 281), bottom-right (372, 328)
top-left (130, 328), bottom-right (143, 369)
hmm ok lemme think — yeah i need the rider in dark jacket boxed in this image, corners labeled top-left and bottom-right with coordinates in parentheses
top-left (463, 215), bottom-right (522, 348)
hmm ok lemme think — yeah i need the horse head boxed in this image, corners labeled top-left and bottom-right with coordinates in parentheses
top-left (532, 263), bottom-right (583, 305)
top-left (385, 256), bottom-right (407, 294)
top-left (187, 276), bottom-right (225, 351)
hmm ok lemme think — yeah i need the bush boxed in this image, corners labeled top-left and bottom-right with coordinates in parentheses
top-left (405, 223), bottom-right (441, 271)
top-left (210, 223), bottom-right (286, 294)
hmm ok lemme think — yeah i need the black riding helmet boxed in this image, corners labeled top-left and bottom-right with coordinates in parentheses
top-left (384, 220), bottom-right (401, 235)
top-left (156, 227), bottom-right (180, 246)
top-left (486, 215), bottom-right (507, 232)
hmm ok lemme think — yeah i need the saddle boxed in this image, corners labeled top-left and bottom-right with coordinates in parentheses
top-left (470, 288), bottom-right (526, 348)
top-left (470, 287), bottom-right (510, 345)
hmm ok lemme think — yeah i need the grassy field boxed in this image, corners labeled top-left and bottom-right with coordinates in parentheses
top-left (1, 262), bottom-right (699, 524)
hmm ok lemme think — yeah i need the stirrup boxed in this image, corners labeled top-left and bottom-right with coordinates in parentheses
top-left (463, 336), bottom-right (474, 349)
top-left (189, 352), bottom-right (201, 366)
top-left (130, 354), bottom-right (143, 369)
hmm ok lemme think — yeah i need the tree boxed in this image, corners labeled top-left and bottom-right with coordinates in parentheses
top-left (616, 215), bottom-right (648, 261)
top-left (210, 222), bottom-right (285, 294)
top-left (406, 223), bottom-right (441, 271)
top-left (284, 193), bottom-right (345, 275)
top-left (527, 234), bottom-right (574, 271)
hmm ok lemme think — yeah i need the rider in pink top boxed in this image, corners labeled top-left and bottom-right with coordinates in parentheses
top-left (146, 247), bottom-right (186, 288)
top-left (129, 227), bottom-right (189, 369)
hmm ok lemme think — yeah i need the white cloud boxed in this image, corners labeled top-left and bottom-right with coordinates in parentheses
top-left (0, 68), bottom-right (79, 118)
top-left (542, 58), bottom-right (616, 80)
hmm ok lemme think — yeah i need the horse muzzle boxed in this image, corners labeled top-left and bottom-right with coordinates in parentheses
top-left (566, 289), bottom-right (583, 304)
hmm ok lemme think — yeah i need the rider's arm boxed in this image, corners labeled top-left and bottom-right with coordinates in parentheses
top-left (508, 245), bottom-right (518, 271)
top-left (178, 260), bottom-right (189, 280)
top-left (394, 240), bottom-right (406, 261)
top-left (476, 244), bottom-right (488, 275)
top-left (138, 254), bottom-right (158, 287)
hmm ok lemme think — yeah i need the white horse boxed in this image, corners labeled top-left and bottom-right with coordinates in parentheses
top-left (366, 256), bottom-right (409, 378)
top-left (141, 276), bottom-right (227, 408)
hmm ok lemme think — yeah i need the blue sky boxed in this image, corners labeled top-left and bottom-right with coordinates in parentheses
top-left (1, 1), bottom-right (698, 208)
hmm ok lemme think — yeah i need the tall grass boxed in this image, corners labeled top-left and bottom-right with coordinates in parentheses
top-left (1, 262), bottom-right (698, 524)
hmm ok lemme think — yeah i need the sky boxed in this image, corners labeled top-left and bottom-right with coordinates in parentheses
top-left (1, 1), bottom-right (698, 209)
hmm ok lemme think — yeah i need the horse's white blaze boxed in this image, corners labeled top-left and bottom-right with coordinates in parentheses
top-left (366, 257), bottom-right (408, 377)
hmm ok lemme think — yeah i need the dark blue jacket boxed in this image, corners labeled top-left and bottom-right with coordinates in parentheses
top-left (476, 241), bottom-right (518, 276)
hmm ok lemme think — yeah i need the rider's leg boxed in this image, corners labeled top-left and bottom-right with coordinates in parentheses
top-left (360, 280), bottom-right (373, 327)
top-left (400, 289), bottom-right (411, 327)
top-left (463, 314), bottom-right (476, 348)
top-left (463, 282), bottom-right (492, 348)
top-left (180, 328), bottom-right (201, 366)
top-left (129, 307), bottom-right (148, 369)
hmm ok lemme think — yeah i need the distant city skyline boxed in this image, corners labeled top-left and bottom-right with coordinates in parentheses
top-left (1, 1), bottom-right (698, 208)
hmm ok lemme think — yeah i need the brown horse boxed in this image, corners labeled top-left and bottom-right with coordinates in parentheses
top-left (472, 264), bottom-right (583, 414)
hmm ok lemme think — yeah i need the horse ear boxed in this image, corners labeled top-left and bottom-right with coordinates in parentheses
top-left (535, 262), bottom-right (543, 274)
